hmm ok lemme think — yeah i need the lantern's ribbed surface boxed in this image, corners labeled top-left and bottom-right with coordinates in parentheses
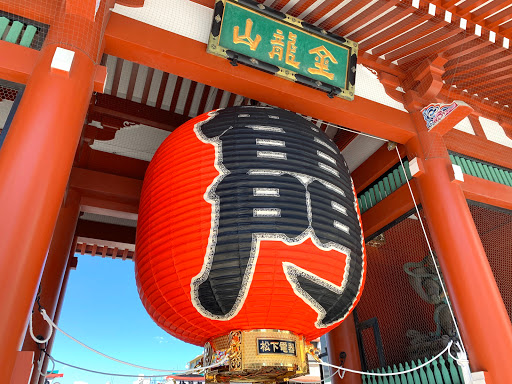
top-left (136, 107), bottom-right (366, 346)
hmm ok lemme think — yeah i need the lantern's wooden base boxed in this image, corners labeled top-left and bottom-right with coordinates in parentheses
top-left (204, 329), bottom-right (310, 383)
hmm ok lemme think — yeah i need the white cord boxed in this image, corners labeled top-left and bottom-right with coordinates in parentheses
top-left (29, 309), bottom-right (53, 344)
top-left (30, 309), bottom-right (227, 374)
top-left (44, 353), bottom-right (228, 378)
top-left (317, 341), bottom-right (453, 377)
top-left (323, 121), bottom-right (388, 142)
top-left (395, 147), bottom-right (467, 355)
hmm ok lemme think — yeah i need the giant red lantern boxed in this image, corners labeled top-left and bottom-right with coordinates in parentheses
top-left (136, 106), bottom-right (366, 381)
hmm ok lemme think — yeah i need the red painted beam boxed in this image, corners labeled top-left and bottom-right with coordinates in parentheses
top-left (0, 41), bottom-right (38, 85)
top-left (104, 14), bottom-right (416, 144)
top-left (69, 167), bottom-right (141, 218)
top-left (361, 183), bottom-right (417, 238)
top-left (90, 93), bottom-right (190, 132)
top-left (462, 174), bottom-right (512, 211)
top-left (351, 143), bottom-right (406, 193)
top-left (76, 219), bottom-right (136, 244)
top-left (75, 146), bottom-right (149, 180)
top-left (444, 130), bottom-right (512, 170)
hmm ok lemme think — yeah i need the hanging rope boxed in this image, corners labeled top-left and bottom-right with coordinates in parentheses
top-left (395, 147), bottom-right (466, 353)
top-left (29, 308), bottom-right (228, 374)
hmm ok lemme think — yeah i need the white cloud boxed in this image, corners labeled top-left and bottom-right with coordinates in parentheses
top-left (154, 336), bottom-right (168, 344)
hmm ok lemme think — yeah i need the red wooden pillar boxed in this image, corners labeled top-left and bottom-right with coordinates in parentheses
top-left (406, 118), bottom-right (512, 383)
top-left (21, 190), bottom-right (80, 384)
top-left (0, 43), bottom-right (95, 378)
top-left (0, 0), bottom-right (111, 377)
top-left (37, 252), bottom-right (78, 384)
top-left (325, 313), bottom-right (362, 384)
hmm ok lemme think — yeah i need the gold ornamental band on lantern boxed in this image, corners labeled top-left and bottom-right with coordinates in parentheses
top-left (203, 329), bottom-right (316, 383)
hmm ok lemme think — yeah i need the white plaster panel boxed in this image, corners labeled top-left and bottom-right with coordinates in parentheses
top-left (116, 60), bottom-right (133, 99)
top-left (104, 55), bottom-right (118, 95)
top-left (90, 124), bottom-right (170, 162)
top-left (453, 116), bottom-right (475, 135)
top-left (113, 0), bottom-right (213, 44)
top-left (479, 116), bottom-right (512, 148)
top-left (341, 133), bottom-right (384, 172)
top-left (175, 78), bottom-right (192, 114)
top-left (354, 64), bottom-right (407, 112)
top-left (132, 65), bottom-right (149, 103)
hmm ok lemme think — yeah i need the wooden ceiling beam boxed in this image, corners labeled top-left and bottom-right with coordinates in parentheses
top-left (89, 93), bottom-right (190, 132)
top-left (104, 14), bottom-right (416, 144)
top-left (386, 24), bottom-right (460, 63)
top-left (444, 51), bottom-right (511, 79)
top-left (333, 0), bottom-right (400, 35)
top-left (347, 2), bottom-right (415, 43)
top-left (318, 0), bottom-right (367, 31)
top-left (76, 219), bottom-right (136, 245)
top-left (70, 167), bottom-right (142, 212)
top-left (361, 10), bottom-right (434, 52)
top-left (74, 146), bottom-right (149, 180)
top-left (439, 85), bottom-right (512, 121)
top-left (398, 30), bottom-right (479, 67)
top-left (471, 0), bottom-right (512, 23)
top-left (0, 41), bottom-right (37, 85)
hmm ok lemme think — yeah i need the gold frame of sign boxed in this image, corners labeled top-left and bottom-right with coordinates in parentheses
top-left (205, 329), bottom-right (310, 383)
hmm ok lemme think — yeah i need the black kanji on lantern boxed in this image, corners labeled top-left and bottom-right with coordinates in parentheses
top-left (191, 106), bottom-right (364, 327)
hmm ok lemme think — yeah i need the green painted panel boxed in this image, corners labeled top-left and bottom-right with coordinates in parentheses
top-left (494, 167), bottom-right (506, 185)
top-left (403, 362), bottom-right (414, 384)
top-left (476, 162), bottom-right (490, 180)
top-left (369, 188), bottom-right (377, 207)
top-left (449, 154), bottom-right (456, 164)
top-left (458, 157), bottom-right (471, 175)
top-left (446, 354), bottom-right (461, 384)
top-left (5, 20), bottom-right (23, 43)
top-left (361, 194), bottom-right (368, 212)
top-left (378, 180), bottom-right (386, 199)
top-left (387, 366), bottom-right (396, 384)
top-left (410, 361), bottom-right (421, 384)
top-left (388, 173), bottom-right (397, 192)
top-left (393, 169), bottom-right (402, 188)
top-left (431, 358), bottom-right (443, 384)
top-left (465, 159), bottom-right (478, 178)
top-left (404, 160), bottom-right (412, 180)
top-left (398, 166), bottom-right (408, 185)
top-left (373, 184), bottom-right (382, 203)
top-left (383, 177), bottom-right (391, 195)
top-left (20, 24), bottom-right (37, 47)
top-left (471, 160), bottom-right (484, 179)
top-left (423, 358), bottom-right (436, 384)
top-left (416, 360), bottom-right (428, 384)
top-left (500, 169), bottom-right (512, 187)
top-left (364, 191), bottom-right (372, 209)
top-left (0, 17), bottom-right (9, 39)
top-left (439, 356), bottom-right (452, 384)
top-left (452, 156), bottom-right (463, 169)
top-left (488, 166), bottom-right (500, 184)
top-left (481, 164), bottom-right (493, 181)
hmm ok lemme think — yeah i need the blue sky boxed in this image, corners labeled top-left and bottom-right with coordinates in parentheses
top-left (48, 255), bottom-right (203, 384)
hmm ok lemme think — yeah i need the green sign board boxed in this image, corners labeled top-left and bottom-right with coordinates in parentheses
top-left (207, 0), bottom-right (358, 100)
